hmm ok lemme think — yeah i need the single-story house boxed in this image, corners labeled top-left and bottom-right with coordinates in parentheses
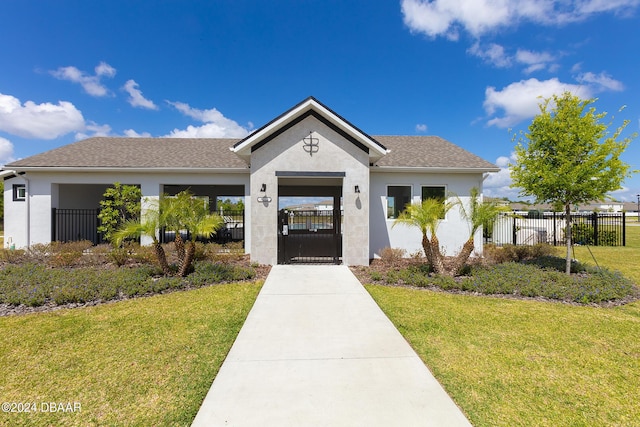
top-left (2, 97), bottom-right (498, 265)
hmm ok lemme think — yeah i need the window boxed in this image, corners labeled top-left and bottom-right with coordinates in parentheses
top-left (421, 186), bottom-right (445, 202)
top-left (387, 186), bottom-right (411, 219)
top-left (422, 186), bottom-right (446, 218)
top-left (13, 184), bottom-right (26, 201)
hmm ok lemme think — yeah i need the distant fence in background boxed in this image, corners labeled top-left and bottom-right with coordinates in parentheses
top-left (159, 210), bottom-right (244, 245)
top-left (490, 212), bottom-right (626, 247)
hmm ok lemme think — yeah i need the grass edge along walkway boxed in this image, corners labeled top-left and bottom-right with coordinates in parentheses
top-left (366, 285), bottom-right (640, 427)
top-left (0, 281), bottom-right (262, 427)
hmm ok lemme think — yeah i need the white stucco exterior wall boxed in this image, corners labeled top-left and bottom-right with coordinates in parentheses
top-left (249, 116), bottom-right (370, 265)
top-left (4, 176), bottom-right (28, 249)
top-left (369, 171), bottom-right (485, 259)
top-left (3, 171), bottom-right (250, 249)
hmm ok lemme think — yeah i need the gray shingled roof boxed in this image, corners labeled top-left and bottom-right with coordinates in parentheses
top-left (6, 137), bottom-right (247, 169)
top-left (372, 136), bottom-right (498, 170)
top-left (6, 135), bottom-right (497, 171)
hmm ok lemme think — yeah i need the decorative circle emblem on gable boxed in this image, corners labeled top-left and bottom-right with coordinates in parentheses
top-left (303, 132), bottom-right (319, 157)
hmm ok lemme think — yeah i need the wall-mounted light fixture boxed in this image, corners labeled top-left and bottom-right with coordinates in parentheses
top-left (257, 183), bottom-right (271, 203)
top-left (354, 185), bottom-right (360, 194)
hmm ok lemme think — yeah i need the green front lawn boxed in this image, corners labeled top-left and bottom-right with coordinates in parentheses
top-left (365, 224), bottom-right (640, 426)
top-left (367, 285), bottom-right (640, 427)
top-left (0, 282), bottom-right (261, 427)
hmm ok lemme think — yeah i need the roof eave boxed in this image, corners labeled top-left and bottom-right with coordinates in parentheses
top-left (370, 166), bottom-right (501, 174)
top-left (3, 166), bottom-right (250, 174)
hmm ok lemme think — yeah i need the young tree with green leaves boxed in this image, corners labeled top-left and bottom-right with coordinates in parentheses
top-left (98, 182), bottom-right (142, 244)
top-left (511, 92), bottom-right (635, 274)
top-left (393, 198), bottom-right (454, 276)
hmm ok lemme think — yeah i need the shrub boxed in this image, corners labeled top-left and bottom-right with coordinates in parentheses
top-left (464, 262), bottom-right (637, 303)
top-left (522, 255), bottom-right (587, 274)
top-left (379, 247), bottom-right (407, 267)
top-left (25, 243), bottom-right (51, 263)
top-left (0, 264), bottom-right (52, 306)
top-left (0, 248), bottom-right (27, 264)
top-left (83, 244), bottom-right (112, 266)
top-left (484, 244), bottom-right (554, 264)
top-left (47, 241), bottom-right (94, 267)
top-left (206, 242), bottom-right (245, 262)
top-left (109, 247), bottom-right (130, 266)
top-left (187, 261), bottom-right (255, 287)
top-left (128, 244), bottom-right (156, 265)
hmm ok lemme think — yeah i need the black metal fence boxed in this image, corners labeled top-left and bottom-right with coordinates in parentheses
top-left (490, 212), bottom-right (626, 247)
top-left (51, 208), bottom-right (105, 245)
top-left (51, 208), bottom-right (244, 246)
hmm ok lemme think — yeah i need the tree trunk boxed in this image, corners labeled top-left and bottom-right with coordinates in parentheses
top-left (153, 242), bottom-right (171, 275)
top-left (174, 232), bottom-right (186, 264)
top-left (430, 234), bottom-right (450, 276)
top-left (178, 241), bottom-right (196, 277)
top-left (565, 203), bottom-right (572, 275)
top-left (452, 239), bottom-right (475, 275)
top-left (421, 233), bottom-right (433, 267)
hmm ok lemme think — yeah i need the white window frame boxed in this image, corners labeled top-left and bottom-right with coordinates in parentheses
top-left (13, 184), bottom-right (26, 202)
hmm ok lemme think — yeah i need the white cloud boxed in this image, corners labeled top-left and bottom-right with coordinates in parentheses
top-left (123, 80), bottom-right (158, 110)
top-left (484, 78), bottom-right (589, 128)
top-left (468, 42), bottom-right (511, 67)
top-left (95, 62), bottom-right (116, 77)
top-left (75, 121), bottom-right (112, 140)
top-left (123, 129), bottom-right (152, 138)
top-left (483, 153), bottom-right (523, 199)
top-left (0, 93), bottom-right (85, 139)
top-left (416, 123), bottom-right (428, 132)
top-left (575, 71), bottom-right (624, 92)
top-left (50, 61), bottom-right (116, 97)
top-left (515, 49), bottom-right (556, 74)
top-left (0, 137), bottom-right (15, 165)
top-left (165, 101), bottom-right (250, 138)
top-left (401, 0), bottom-right (639, 39)
top-left (468, 43), bottom-right (559, 73)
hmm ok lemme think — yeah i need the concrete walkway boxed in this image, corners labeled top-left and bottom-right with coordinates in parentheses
top-left (191, 265), bottom-right (471, 426)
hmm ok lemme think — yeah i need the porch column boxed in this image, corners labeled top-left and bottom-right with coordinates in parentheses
top-left (140, 181), bottom-right (161, 246)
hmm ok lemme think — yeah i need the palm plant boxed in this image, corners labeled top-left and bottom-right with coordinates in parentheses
top-left (113, 199), bottom-right (170, 275)
top-left (170, 192), bottom-right (224, 277)
top-left (393, 198), bottom-right (453, 275)
top-left (451, 187), bottom-right (508, 274)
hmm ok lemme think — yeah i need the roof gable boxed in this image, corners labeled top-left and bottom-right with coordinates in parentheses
top-left (231, 97), bottom-right (388, 163)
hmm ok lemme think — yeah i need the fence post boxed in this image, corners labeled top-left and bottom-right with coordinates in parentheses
top-left (553, 211), bottom-right (557, 246)
top-left (512, 215), bottom-right (517, 245)
top-left (51, 208), bottom-right (57, 242)
top-left (592, 212), bottom-right (598, 246)
top-left (623, 212), bottom-right (626, 247)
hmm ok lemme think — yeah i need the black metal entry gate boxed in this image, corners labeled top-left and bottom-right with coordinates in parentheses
top-left (277, 209), bottom-right (343, 264)
top-left (278, 183), bottom-right (342, 264)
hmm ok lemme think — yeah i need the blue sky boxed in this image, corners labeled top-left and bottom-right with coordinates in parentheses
top-left (1, 0), bottom-right (639, 201)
